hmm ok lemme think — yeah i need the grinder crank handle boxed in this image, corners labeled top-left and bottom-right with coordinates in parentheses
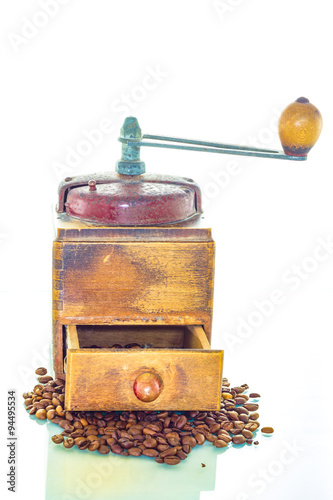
top-left (116, 98), bottom-right (322, 175)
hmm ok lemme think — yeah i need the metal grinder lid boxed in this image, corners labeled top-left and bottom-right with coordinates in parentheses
top-left (57, 172), bottom-right (202, 226)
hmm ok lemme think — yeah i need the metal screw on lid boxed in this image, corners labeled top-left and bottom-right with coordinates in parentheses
top-left (88, 180), bottom-right (97, 191)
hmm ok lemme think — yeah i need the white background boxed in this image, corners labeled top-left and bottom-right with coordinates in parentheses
top-left (1, 1), bottom-right (333, 499)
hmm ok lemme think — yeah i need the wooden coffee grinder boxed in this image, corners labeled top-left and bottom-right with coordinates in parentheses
top-left (52, 98), bottom-right (322, 412)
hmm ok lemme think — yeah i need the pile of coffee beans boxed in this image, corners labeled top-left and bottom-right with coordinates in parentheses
top-left (23, 368), bottom-right (273, 466)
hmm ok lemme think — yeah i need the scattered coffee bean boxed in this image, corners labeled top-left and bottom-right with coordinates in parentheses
top-left (63, 438), bottom-right (75, 449)
top-left (249, 393), bottom-right (260, 398)
top-left (35, 367), bottom-right (48, 376)
top-left (254, 441), bottom-right (259, 445)
top-left (214, 439), bottom-right (228, 448)
top-left (261, 427), bottom-right (274, 434)
top-left (52, 434), bottom-right (64, 444)
top-left (37, 376), bottom-right (53, 384)
top-left (98, 445), bottom-right (110, 454)
top-left (243, 403), bottom-right (259, 411)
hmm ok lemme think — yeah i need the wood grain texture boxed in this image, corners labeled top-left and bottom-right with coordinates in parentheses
top-left (65, 348), bottom-right (223, 411)
top-left (67, 325), bottom-right (79, 349)
top-left (184, 325), bottom-right (211, 349)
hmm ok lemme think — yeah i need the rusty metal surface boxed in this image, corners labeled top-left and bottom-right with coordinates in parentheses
top-left (58, 173), bottom-right (202, 226)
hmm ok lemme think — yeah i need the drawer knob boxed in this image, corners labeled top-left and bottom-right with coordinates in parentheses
top-left (133, 371), bottom-right (162, 402)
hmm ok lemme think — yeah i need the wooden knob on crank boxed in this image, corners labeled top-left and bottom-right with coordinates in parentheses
top-left (278, 97), bottom-right (323, 157)
top-left (133, 371), bottom-right (163, 402)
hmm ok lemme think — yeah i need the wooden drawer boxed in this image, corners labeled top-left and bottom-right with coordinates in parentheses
top-left (64, 325), bottom-right (223, 411)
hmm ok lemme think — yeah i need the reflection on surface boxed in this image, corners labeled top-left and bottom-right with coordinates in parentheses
top-left (45, 423), bottom-right (225, 500)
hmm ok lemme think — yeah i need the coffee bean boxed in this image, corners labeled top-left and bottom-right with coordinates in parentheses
top-left (242, 429), bottom-right (253, 439)
top-left (249, 412), bottom-right (259, 421)
top-left (47, 409), bottom-right (56, 420)
top-left (205, 432), bottom-right (218, 443)
top-left (235, 397), bottom-right (247, 405)
top-left (244, 403), bottom-right (259, 412)
top-left (233, 421), bottom-right (245, 430)
top-left (142, 448), bottom-right (159, 457)
top-left (232, 435), bottom-right (246, 445)
top-left (238, 414), bottom-right (249, 423)
top-left (35, 367), bottom-right (47, 376)
top-left (36, 409), bottom-right (47, 420)
top-left (78, 440), bottom-right (90, 450)
top-left (175, 415), bottom-right (187, 429)
top-left (143, 438), bottom-right (157, 448)
top-left (222, 422), bottom-right (234, 432)
top-left (72, 429), bottom-right (85, 438)
top-left (194, 433), bottom-right (205, 445)
top-left (59, 420), bottom-right (74, 431)
top-left (63, 438), bottom-right (75, 449)
top-left (88, 441), bottom-right (100, 451)
top-left (217, 432), bottom-right (232, 443)
top-left (98, 445), bottom-right (110, 454)
top-left (111, 444), bottom-right (123, 455)
top-left (38, 376), bottom-right (53, 384)
top-left (214, 439), bottom-right (228, 448)
top-left (157, 444), bottom-right (169, 452)
top-left (246, 439), bottom-right (253, 445)
top-left (209, 423), bottom-right (221, 434)
top-left (245, 422), bottom-right (260, 432)
top-left (233, 386), bottom-right (246, 394)
top-left (261, 427), bottom-right (274, 434)
top-left (249, 393), bottom-right (261, 398)
top-left (51, 417), bottom-right (63, 424)
top-left (52, 434), bottom-right (64, 444)
top-left (254, 441), bottom-right (259, 445)
top-left (236, 407), bottom-right (249, 415)
top-left (226, 411), bottom-right (239, 421)
top-left (164, 456), bottom-right (181, 465)
top-left (119, 439), bottom-right (133, 449)
top-left (33, 402), bottom-right (45, 410)
top-left (167, 437), bottom-right (180, 447)
top-left (159, 447), bottom-right (178, 458)
top-left (128, 447), bottom-right (142, 457)
top-left (229, 428), bottom-right (242, 435)
top-left (182, 436), bottom-right (197, 447)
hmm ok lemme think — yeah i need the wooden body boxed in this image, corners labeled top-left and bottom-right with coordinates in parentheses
top-left (53, 215), bottom-right (223, 410)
